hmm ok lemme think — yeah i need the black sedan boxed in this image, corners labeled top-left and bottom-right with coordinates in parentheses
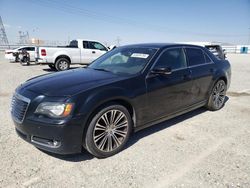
top-left (11, 43), bottom-right (231, 158)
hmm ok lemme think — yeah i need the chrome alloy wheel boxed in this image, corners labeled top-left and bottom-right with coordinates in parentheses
top-left (212, 80), bottom-right (226, 109)
top-left (58, 60), bottom-right (68, 70)
top-left (93, 110), bottom-right (129, 152)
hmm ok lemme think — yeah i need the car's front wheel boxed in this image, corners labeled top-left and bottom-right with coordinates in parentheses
top-left (84, 104), bottom-right (132, 158)
top-left (206, 80), bottom-right (227, 111)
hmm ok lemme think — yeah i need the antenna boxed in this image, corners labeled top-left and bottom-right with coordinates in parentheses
top-left (0, 16), bottom-right (10, 48)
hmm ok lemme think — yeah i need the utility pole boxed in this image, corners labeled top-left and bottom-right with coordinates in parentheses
top-left (18, 30), bottom-right (30, 44)
top-left (0, 16), bottom-right (10, 48)
top-left (116, 36), bottom-right (121, 46)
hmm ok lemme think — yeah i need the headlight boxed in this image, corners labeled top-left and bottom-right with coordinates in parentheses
top-left (35, 102), bottom-right (74, 118)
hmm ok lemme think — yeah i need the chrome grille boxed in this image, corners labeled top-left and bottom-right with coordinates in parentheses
top-left (11, 93), bottom-right (30, 123)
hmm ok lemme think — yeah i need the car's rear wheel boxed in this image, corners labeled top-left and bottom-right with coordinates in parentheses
top-left (55, 58), bottom-right (70, 71)
top-left (206, 80), bottom-right (226, 111)
top-left (85, 104), bottom-right (132, 158)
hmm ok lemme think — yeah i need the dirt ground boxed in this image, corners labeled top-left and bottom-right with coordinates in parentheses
top-left (0, 52), bottom-right (250, 188)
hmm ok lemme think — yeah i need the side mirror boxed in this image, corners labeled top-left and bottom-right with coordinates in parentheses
top-left (150, 67), bottom-right (172, 75)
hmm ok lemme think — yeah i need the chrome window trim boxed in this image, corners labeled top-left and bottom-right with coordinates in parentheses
top-left (184, 47), bottom-right (215, 68)
top-left (187, 62), bottom-right (214, 68)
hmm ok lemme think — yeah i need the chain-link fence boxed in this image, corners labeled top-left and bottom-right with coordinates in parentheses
top-left (0, 40), bottom-right (69, 51)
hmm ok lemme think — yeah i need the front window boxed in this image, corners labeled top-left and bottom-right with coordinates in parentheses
top-left (89, 42), bottom-right (107, 51)
top-left (88, 47), bottom-right (157, 75)
top-left (154, 48), bottom-right (187, 70)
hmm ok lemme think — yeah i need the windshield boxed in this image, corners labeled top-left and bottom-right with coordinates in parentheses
top-left (88, 47), bottom-right (157, 75)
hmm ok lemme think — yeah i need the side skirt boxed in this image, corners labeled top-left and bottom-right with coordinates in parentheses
top-left (134, 100), bottom-right (207, 132)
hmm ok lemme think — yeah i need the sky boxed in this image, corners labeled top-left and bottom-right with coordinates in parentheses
top-left (0, 0), bottom-right (250, 45)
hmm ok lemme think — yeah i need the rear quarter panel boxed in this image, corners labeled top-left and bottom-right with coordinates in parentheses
top-left (38, 47), bottom-right (81, 64)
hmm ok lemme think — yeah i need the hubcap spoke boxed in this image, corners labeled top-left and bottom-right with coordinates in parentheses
top-left (95, 123), bottom-right (106, 131)
top-left (107, 135), bottom-right (113, 151)
top-left (115, 120), bottom-right (128, 129)
top-left (94, 132), bottom-right (107, 142)
top-left (114, 112), bottom-right (125, 125)
top-left (111, 133), bottom-right (121, 147)
top-left (101, 113), bottom-right (109, 126)
top-left (98, 135), bottom-right (108, 150)
top-left (110, 110), bottom-right (117, 124)
top-left (113, 129), bottom-right (127, 138)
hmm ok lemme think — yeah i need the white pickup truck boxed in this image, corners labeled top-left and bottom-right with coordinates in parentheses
top-left (36, 39), bottom-right (111, 71)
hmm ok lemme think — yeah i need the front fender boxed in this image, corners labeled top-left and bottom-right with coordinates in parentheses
top-left (78, 87), bottom-right (134, 116)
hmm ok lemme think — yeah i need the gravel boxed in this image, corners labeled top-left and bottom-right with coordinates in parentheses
top-left (0, 52), bottom-right (249, 188)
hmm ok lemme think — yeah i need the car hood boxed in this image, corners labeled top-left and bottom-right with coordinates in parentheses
top-left (5, 49), bottom-right (16, 53)
top-left (19, 68), bottom-right (124, 97)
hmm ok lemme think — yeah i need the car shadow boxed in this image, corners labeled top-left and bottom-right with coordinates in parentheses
top-left (38, 148), bottom-right (94, 161)
top-left (42, 67), bottom-right (81, 72)
top-left (126, 96), bottom-right (229, 149)
top-left (20, 63), bottom-right (39, 66)
top-left (125, 107), bottom-right (207, 149)
top-left (40, 97), bottom-right (229, 161)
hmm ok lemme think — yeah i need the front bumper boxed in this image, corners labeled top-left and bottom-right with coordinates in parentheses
top-left (13, 116), bottom-right (84, 154)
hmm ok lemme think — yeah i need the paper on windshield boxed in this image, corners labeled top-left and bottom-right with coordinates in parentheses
top-left (131, 53), bottom-right (149, 59)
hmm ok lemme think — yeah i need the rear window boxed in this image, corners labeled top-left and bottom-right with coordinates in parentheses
top-left (26, 47), bottom-right (35, 51)
top-left (185, 48), bottom-right (205, 66)
top-left (69, 40), bottom-right (78, 48)
top-left (204, 52), bottom-right (212, 63)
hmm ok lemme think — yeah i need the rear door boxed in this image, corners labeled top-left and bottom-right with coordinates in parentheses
top-left (185, 47), bottom-right (215, 103)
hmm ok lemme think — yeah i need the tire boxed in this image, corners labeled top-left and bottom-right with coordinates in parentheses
top-left (20, 57), bottom-right (30, 66)
top-left (55, 58), bottom-right (70, 71)
top-left (15, 57), bottom-right (19, 62)
top-left (48, 64), bottom-right (56, 70)
top-left (85, 104), bottom-right (132, 158)
top-left (26, 57), bottom-right (30, 66)
top-left (206, 80), bottom-right (227, 111)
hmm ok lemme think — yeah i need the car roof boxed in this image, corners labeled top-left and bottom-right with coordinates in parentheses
top-left (16, 46), bottom-right (35, 49)
top-left (121, 43), bottom-right (204, 49)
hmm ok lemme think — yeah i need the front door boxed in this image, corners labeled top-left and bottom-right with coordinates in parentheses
top-left (88, 41), bottom-right (108, 62)
top-left (145, 47), bottom-right (193, 123)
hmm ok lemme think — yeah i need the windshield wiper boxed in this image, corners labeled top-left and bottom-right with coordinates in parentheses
top-left (93, 68), bottom-right (111, 72)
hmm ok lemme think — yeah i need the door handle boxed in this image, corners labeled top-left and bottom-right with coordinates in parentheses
top-left (92, 51), bottom-right (96, 54)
